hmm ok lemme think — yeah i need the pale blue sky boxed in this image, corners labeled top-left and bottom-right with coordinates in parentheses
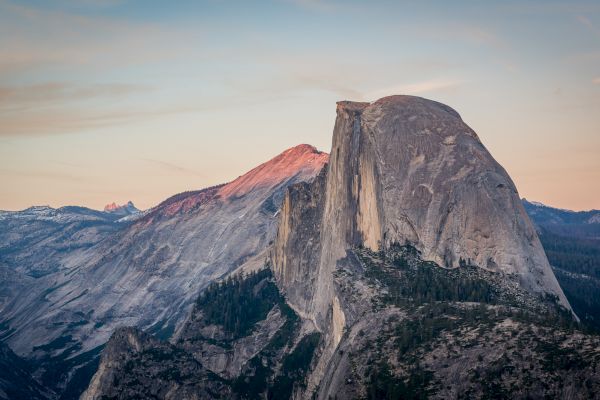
top-left (1, 0), bottom-right (599, 210)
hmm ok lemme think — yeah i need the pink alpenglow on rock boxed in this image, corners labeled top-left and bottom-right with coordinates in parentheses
top-left (218, 144), bottom-right (329, 200)
top-left (103, 201), bottom-right (139, 215)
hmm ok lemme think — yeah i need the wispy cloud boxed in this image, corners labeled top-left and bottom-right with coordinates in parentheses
top-left (389, 21), bottom-right (508, 52)
top-left (0, 168), bottom-right (84, 182)
top-left (449, 24), bottom-right (507, 50)
top-left (364, 79), bottom-right (463, 101)
top-left (290, 74), bottom-right (363, 99)
top-left (593, 77), bottom-right (600, 85)
top-left (0, 1), bottom-right (215, 137)
top-left (140, 158), bottom-right (204, 177)
top-left (283, 0), bottom-right (344, 13)
top-left (0, 82), bottom-right (159, 136)
top-left (0, 91), bottom-right (299, 137)
top-left (0, 106), bottom-right (187, 137)
top-left (499, 2), bottom-right (600, 15)
top-left (0, 83), bottom-right (151, 112)
top-left (577, 15), bottom-right (600, 37)
top-left (566, 50), bottom-right (600, 63)
top-left (49, 160), bottom-right (85, 168)
top-left (381, 21), bottom-right (513, 71)
top-left (62, 0), bottom-right (125, 6)
top-left (0, 0), bottom-right (188, 75)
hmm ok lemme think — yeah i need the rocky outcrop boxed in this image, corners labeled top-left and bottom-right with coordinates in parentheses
top-left (271, 167), bottom-right (328, 324)
top-left (82, 268), bottom-right (321, 400)
top-left (271, 95), bottom-right (574, 395)
top-left (313, 245), bottom-right (599, 399)
top-left (83, 243), bottom-right (599, 400)
top-left (81, 327), bottom-right (231, 400)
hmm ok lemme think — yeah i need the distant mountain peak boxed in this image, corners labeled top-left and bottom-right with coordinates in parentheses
top-left (523, 198), bottom-right (600, 226)
top-left (103, 201), bottom-right (139, 215)
top-left (103, 202), bottom-right (118, 212)
top-left (524, 199), bottom-right (548, 208)
top-left (522, 198), bottom-right (572, 213)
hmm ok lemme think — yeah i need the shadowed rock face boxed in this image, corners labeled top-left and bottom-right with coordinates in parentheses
top-left (0, 341), bottom-right (53, 400)
top-left (271, 95), bottom-right (572, 392)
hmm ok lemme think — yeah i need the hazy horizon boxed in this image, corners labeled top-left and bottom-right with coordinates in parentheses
top-left (1, 0), bottom-right (599, 211)
top-left (0, 139), bottom-right (597, 213)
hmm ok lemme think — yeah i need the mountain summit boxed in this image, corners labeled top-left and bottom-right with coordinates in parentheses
top-left (219, 144), bottom-right (328, 200)
top-left (140, 144), bottom-right (328, 220)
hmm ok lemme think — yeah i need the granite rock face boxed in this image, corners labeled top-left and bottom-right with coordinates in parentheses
top-left (274, 95), bottom-right (570, 320)
top-left (351, 97), bottom-right (567, 302)
top-left (271, 95), bottom-right (573, 393)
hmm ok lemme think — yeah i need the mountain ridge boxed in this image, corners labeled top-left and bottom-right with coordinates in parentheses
top-left (0, 144), bottom-right (328, 398)
top-left (523, 198), bottom-right (600, 227)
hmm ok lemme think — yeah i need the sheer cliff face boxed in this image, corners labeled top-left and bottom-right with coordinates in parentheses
top-left (272, 95), bottom-right (571, 332)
